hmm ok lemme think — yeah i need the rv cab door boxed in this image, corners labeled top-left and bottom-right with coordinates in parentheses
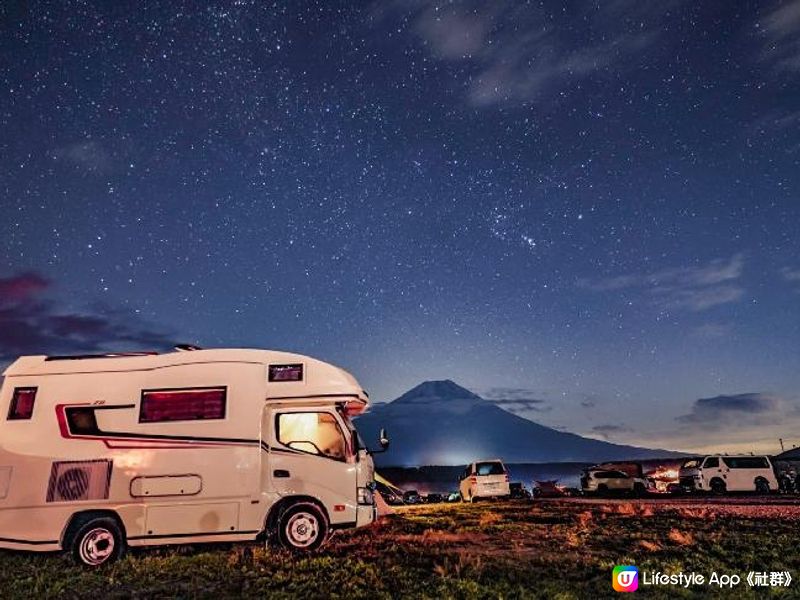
top-left (263, 405), bottom-right (358, 526)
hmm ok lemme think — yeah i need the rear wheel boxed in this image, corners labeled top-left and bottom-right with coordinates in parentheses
top-left (276, 502), bottom-right (328, 552)
top-left (67, 514), bottom-right (126, 567)
top-left (755, 478), bottom-right (770, 495)
top-left (597, 484), bottom-right (608, 497)
top-left (633, 482), bottom-right (646, 498)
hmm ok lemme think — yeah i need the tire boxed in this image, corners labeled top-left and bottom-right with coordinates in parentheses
top-left (710, 478), bottom-right (727, 495)
top-left (276, 502), bottom-right (328, 552)
top-left (597, 484), bottom-right (608, 497)
top-left (67, 514), bottom-right (126, 567)
top-left (755, 478), bottom-right (770, 495)
top-left (633, 483), bottom-right (646, 498)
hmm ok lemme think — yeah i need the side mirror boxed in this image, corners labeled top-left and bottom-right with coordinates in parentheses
top-left (379, 428), bottom-right (390, 450)
top-left (370, 428), bottom-right (390, 453)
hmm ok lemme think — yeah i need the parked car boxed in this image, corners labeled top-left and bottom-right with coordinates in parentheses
top-left (446, 491), bottom-right (461, 503)
top-left (580, 469), bottom-right (648, 497)
top-left (678, 455), bottom-right (778, 494)
top-left (531, 480), bottom-right (568, 498)
top-left (510, 482), bottom-right (532, 499)
top-left (459, 459), bottom-right (511, 502)
top-left (378, 489), bottom-right (404, 505)
top-left (402, 489), bottom-right (422, 504)
top-left (424, 493), bottom-right (444, 504)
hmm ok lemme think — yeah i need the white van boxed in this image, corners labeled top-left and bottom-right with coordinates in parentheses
top-left (459, 459), bottom-right (511, 502)
top-left (0, 347), bottom-right (388, 565)
top-left (678, 455), bottom-right (777, 494)
top-left (580, 468), bottom-right (649, 497)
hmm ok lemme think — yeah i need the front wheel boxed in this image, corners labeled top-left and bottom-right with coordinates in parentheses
top-left (276, 502), bottom-right (328, 552)
top-left (710, 478), bottom-right (727, 495)
top-left (68, 514), bottom-right (126, 567)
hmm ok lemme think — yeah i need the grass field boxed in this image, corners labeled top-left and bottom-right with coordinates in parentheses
top-left (1, 499), bottom-right (798, 599)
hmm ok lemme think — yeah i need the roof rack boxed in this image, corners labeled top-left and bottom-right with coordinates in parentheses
top-left (44, 351), bottom-right (159, 361)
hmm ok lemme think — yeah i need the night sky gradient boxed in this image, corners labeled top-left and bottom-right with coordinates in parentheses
top-left (1, 1), bottom-right (799, 453)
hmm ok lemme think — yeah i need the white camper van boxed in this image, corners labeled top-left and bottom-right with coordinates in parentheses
top-left (0, 347), bottom-right (388, 566)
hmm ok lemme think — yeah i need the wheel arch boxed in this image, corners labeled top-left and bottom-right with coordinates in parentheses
top-left (709, 477), bottom-right (727, 491)
top-left (61, 509), bottom-right (127, 549)
top-left (264, 495), bottom-right (330, 536)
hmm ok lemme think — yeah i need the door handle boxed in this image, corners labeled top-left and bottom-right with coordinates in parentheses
top-left (274, 469), bottom-right (290, 478)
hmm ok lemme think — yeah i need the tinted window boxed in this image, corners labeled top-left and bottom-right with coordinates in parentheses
top-left (703, 457), bottom-right (719, 468)
top-left (595, 470), bottom-right (626, 479)
top-left (722, 457), bottom-right (770, 469)
top-left (268, 364), bottom-right (303, 382)
top-left (277, 412), bottom-right (346, 460)
top-left (139, 388), bottom-right (226, 423)
top-left (476, 462), bottom-right (505, 476)
top-left (8, 387), bottom-right (37, 420)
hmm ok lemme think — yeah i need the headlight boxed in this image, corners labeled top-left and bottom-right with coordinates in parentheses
top-left (357, 487), bottom-right (374, 505)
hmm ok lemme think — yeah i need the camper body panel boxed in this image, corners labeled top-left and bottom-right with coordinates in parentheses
top-left (0, 349), bottom-right (375, 553)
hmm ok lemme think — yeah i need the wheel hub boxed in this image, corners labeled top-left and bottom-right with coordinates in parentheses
top-left (286, 512), bottom-right (319, 547)
top-left (80, 527), bottom-right (115, 565)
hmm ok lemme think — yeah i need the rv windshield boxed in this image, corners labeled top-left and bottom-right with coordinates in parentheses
top-left (337, 408), bottom-right (366, 453)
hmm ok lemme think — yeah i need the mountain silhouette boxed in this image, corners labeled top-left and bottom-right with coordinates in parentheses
top-left (356, 380), bottom-right (684, 466)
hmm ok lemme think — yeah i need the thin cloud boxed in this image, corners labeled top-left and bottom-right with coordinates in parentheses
top-left (690, 322), bottom-right (733, 340)
top-left (374, 1), bottom-right (679, 107)
top-left (0, 271), bottom-right (174, 362)
top-left (51, 140), bottom-right (112, 173)
top-left (579, 254), bottom-right (746, 312)
top-left (780, 266), bottom-right (800, 294)
top-left (676, 393), bottom-right (783, 427)
top-left (592, 424), bottom-right (631, 440)
top-left (483, 387), bottom-right (551, 413)
top-left (758, 0), bottom-right (800, 73)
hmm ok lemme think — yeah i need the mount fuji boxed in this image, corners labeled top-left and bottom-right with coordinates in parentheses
top-left (355, 380), bottom-right (683, 466)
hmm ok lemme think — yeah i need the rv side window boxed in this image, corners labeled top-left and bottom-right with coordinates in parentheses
top-left (139, 387), bottom-right (226, 423)
top-left (276, 412), bottom-right (347, 461)
top-left (702, 457), bottom-right (719, 469)
top-left (8, 387), bottom-right (37, 420)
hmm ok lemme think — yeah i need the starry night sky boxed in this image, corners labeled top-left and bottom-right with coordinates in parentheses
top-left (1, 1), bottom-right (799, 453)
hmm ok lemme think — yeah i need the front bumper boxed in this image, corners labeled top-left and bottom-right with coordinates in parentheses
top-left (356, 503), bottom-right (377, 527)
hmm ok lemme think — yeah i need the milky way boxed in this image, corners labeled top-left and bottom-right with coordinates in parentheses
top-left (1, 1), bottom-right (799, 452)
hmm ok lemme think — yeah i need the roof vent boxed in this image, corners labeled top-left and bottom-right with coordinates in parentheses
top-left (174, 344), bottom-right (203, 352)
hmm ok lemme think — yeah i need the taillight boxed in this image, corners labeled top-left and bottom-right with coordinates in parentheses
top-left (469, 476), bottom-right (477, 483)
top-left (504, 474), bottom-right (509, 482)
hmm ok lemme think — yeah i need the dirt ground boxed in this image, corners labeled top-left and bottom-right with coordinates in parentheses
top-left (1, 498), bottom-right (799, 598)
